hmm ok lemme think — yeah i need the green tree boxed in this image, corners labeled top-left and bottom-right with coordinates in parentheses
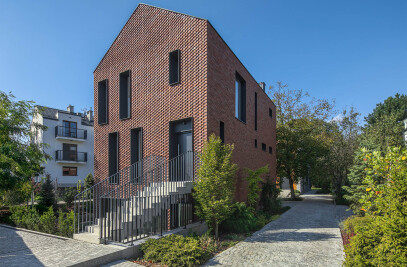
top-left (0, 91), bottom-right (49, 206)
top-left (344, 147), bottom-right (407, 266)
top-left (84, 173), bottom-right (94, 189)
top-left (365, 93), bottom-right (407, 125)
top-left (38, 175), bottom-right (56, 208)
top-left (193, 134), bottom-right (237, 238)
top-left (326, 107), bottom-right (361, 198)
top-left (245, 165), bottom-right (269, 209)
top-left (269, 82), bottom-right (334, 200)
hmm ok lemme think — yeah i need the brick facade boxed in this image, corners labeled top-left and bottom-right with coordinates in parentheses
top-left (94, 4), bottom-right (276, 203)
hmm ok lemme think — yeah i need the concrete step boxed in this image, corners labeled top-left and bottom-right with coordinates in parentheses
top-left (73, 232), bottom-right (102, 244)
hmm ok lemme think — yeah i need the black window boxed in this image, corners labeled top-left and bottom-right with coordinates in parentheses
top-left (63, 121), bottom-right (77, 138)
top-left (255, 139), bottom-right (258, 148)
top-left (131, 128), bottom-right (142, 165)
top-left (119, 70), bottom-right (131, 119)
top-left (235, 72), bottom-right (246, 122)
top-left (169, 50), bottom-right (180, 85)
top-left (98, 80), bottom-right (108, 124)
top-left (220, 121), bottom-right (225, 143)
top-left (254, 92), bottom-right (258, 131)
top-left (269, 146), bottom-right (273, 154)
top-left (269, 108), bottom-right (273, 118)
top-left (62, 167), bottom-right (77, 176)
top-left (262, 143), bottom-right (266, 151)
top-left (63, 143), bottom-right (77, 161)
top-left (108, 132), bottom-right (118, 182)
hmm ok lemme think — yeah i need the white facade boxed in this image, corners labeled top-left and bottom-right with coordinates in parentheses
top-left (32, 105), bottom-right (94, 187)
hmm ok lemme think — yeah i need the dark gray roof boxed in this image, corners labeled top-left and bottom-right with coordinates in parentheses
top-left (36, 105), bottom-right (94, 126)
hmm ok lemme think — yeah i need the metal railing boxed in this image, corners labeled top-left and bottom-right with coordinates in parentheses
top-left (73, 155), bottom-right (166, 235)
top-left (55, 126), bottom-right (87, 140)
top-left (99, 151), bottom-right (199, 244)
top-left (55, 150), bottom-right (87, 162)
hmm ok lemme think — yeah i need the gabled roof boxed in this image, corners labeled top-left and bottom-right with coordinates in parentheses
top-left (93, 3), bottom-right (207, 73)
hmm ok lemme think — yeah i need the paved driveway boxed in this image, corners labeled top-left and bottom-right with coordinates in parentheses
top-left (205, 192), bottom-right (351, 267)
top-left (0, 225), bottom-right (139, 267)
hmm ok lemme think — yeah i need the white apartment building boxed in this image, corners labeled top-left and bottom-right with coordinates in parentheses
top-left (32, 105), bottom-right (94, 188)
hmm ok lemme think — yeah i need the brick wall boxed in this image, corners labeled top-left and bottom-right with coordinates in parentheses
top-left (207, 24), bottom-right (277, 202)
top-left (93, 4), bottom-right (208, 183)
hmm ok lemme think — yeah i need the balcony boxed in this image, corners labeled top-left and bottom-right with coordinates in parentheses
top-left (55, 150), bottom-right (87, 164)
top-left (55, 126), bottom-right (87, 142)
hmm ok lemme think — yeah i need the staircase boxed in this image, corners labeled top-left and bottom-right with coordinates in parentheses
top-left (73, 152), bottom-right (198, 244)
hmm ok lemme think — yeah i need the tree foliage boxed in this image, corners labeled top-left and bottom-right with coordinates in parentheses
top-left (245, 165), bottom-right (268, 209)
top-left (39, 175), bottom-right (56, 208)
top-left (269, 82), bottom-right (334, 199)
top-left (344, 147), bottom-right (407, 266)
top-left (193, 134), bottom-right (237, 238)
top-left (0, 91), bottom-right (49, 206)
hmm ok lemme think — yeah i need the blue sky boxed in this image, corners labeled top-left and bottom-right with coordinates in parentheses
top-left (1, 0), bottom-right (406, 123)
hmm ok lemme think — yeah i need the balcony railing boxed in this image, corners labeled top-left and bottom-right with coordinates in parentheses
top-left (55, 150), bottom-right (87, 163)
top-left (55, 126), bottom-right (87, 140)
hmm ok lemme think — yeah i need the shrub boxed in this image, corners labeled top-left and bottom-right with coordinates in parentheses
top-left (141, 234), bottom-right (205, 267)
top-left (245, 166), bottom-right (268, 209)
top-left (62, 188), bottom-right (76, 209)
top-left (344, 148), bottom-right (407, 266)
top-left (220, 202), bottom-right (258, 233)
top-left (39, 206), bottom-right (56, 234)
top-left (260, 177), bottom-right (282, 214)
top-left (58, 210), bottom-right (75, 237)
top-left (10, 206), bottom-right (40, 231)
top-left (38, 175), bottom-right (56, 208)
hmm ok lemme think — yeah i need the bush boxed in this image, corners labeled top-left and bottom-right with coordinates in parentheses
top-left (220, 202), bottom-right (258, 233)
top-left (141, 234), bottom-right (205, 267)
top-left (344, 148), bottom-right (407, 266)
top-left (245, 166), bottom-right (268, 209)
top-left (10, 206), bottom-right (40, 231)
top-left (58, 210), bottom-right (75, 237)
top-left (62, 188), bottom-right (76, 209)
top-left (260, 177), bottom-right (282, 214)
top-left (39, 206), bottom-right (56, 234)
top-left (38, 175), bottom-right (56, 208)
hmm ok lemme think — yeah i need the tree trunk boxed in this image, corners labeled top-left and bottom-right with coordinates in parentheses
top-left (287, 170), bottom-right (296, 200)
top-left (215, 223), bottom-right (219, 239)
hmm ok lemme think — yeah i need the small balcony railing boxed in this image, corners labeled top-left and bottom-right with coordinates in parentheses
top-left (55, 126), bottom-right (87, 140)
top-left (55, 150), bottom-right (87, 163)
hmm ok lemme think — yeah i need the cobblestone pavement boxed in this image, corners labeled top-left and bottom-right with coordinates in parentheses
top-left (205, 192), bottom-right (351, 267)
top-left (0, 225), bottom-right (130, 267)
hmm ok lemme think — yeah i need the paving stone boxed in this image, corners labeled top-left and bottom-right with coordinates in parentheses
top-left (0, 225), bottom-right (127, 266)
top-left (204, 192), bottom-right (348, 267)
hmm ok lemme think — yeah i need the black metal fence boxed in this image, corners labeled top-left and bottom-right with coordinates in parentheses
top-left (55, 126), bottom-right (87, 140)
top-left (74, 152), bottom-right (199, 244)
top-left (55, 150), bottom-right (87, 162)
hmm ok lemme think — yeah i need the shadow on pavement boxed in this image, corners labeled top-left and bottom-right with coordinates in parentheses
top-left (0, 225), bottom-right (44, 267)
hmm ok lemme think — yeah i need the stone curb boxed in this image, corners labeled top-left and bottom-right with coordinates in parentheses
top-left (0, 223), bottom-right (70, 241)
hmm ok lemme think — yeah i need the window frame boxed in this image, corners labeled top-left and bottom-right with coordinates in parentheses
top-left (169, 50), bottom-right (180, 85)
top-left (235, 72), bottom-right (246, 123)
top-left (97, 79), bottom-right (108, 125)
top-left (220, 121), bottom-right (225, 143)
top-left (119, 70), bottom-right (131, 120)
top-left (262, 143), bottom-right (266, 152)
top-left (62, 166), bottom-right (77, 176)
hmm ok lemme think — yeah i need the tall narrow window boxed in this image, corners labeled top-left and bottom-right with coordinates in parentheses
top-left (131, 128), bottom-right (142, 164)
top-left (98, 80), bottom-right (108, 124)
top-left (220, 121), bottom-right (225, 143)
top-left (254, 92), bottom-right (258, 131)
top-left (119, 70), bottom-right (131, 119)
top-left (108, 132), bottom-right (118, 182)
top-left (255, 139), bottom-right (258, 148)
top-left (169, 50), bottom-right (180, 85)
top-left (269, 108), bottom-right (273, 118)
top-left (269, 146), bottom-right (273, 154)
top-left (235, 72), bottom-right (246, 122)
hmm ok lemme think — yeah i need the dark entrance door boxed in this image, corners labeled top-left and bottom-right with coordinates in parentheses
top-left (170, 119), bottom-right (193, 181)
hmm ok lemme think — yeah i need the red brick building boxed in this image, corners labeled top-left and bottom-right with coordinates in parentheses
top-left (94, 4), bottom-right (276, 202)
